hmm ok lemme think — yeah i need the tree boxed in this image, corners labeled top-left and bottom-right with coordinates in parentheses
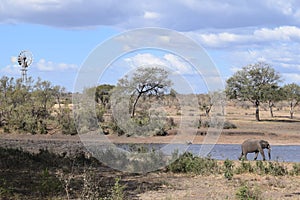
top-left (95, 84), bottom-right (115, 108)
top-left (226, 62), bottom-right (281, 121)
top-left (282, 83), bottom-right (300, 119)
top-left (0, 75), bottom-right (79, 134)
top-left (0, 77), bottom-right (14, 125)
top-left (265, 86), bottom-right (284, 118)
top-left (198, 94), bottom-right (213, 117)
top-left (116, 67), bottom-right (172, 118)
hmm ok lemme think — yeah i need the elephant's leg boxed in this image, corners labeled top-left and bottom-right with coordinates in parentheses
top-left (244, 153), bottom-right (248, 160)
top-left (239, 152), bottom-right (244, 160)
top-left (254, 151), bottom-right (259, 160)
top-left (259, 149), bottom-right (266, 161)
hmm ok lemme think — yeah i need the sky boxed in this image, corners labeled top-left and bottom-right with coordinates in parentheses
top-left (1, 0), bottom-right (300, 93)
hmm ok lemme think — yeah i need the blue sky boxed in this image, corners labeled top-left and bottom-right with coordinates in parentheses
top-left (1, 0), bottom-right (300, 93)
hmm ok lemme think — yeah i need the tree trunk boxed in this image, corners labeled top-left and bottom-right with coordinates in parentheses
top-left (290, 102), bottom-right (294, 119)
top-left (131, 93), bottom-right (142, 118)
top-left (269, 107), bottom-right (274, 118)
top-left (269, 100), bottom-right (274, 118)
top-left (255, 100), bottom-right (260, 121)
top-left (290, 110), bottom-right (294, 119)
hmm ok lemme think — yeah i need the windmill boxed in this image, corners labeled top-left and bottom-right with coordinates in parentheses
top-left (18, 50), bottom-right (33, 82)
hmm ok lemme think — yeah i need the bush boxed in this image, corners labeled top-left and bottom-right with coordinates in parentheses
top-left (255, 161), bottom-right (268, 175)
top-left (167, 152), bottom-right (220, 175)
top-left (199, 120), bottom-right (237, 129)
top-left (267, 161), bottom-right (288, 176)
top-left (290, 163), bottom-right (300, 176)
top-left (224, 159), bottom-right (234, 180)
top-left (236, 184), bottom-right (262, 200)
top-left (223, 121), bottom-right (237, 129)
top-left (38, 168), bottom-right (63, 197)
top-left (110, 178), bottom-right (126, 200)
top-left (236, 160), bottom-right (254, 174)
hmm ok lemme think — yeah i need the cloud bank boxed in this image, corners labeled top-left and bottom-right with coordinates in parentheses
top-left (1, 0), bottom-right (300, 30)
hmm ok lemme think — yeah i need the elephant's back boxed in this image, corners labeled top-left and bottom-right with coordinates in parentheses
top-left (242, 139), bottom-right (258, 145)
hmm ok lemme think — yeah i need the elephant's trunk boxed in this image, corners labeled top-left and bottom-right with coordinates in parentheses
top-left (268, 147), bottom-right (271, 160)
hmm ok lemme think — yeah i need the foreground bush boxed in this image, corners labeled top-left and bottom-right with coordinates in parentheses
top-left (167, 152), bottom-right (220, 175)
top-left (236, 183), bottom-right (262, 200)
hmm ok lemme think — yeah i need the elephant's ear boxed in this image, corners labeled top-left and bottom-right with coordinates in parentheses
top-left (260, 140), bottom-right (269, 148)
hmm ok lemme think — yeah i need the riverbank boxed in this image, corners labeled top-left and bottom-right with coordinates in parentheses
top-left (0, 129), bottom-right (300, 149)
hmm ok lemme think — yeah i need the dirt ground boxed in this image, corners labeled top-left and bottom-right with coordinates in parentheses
top-left (1, 104), bottom-right (300, 199)
top-left (137, 171), bottom-right (300, 200)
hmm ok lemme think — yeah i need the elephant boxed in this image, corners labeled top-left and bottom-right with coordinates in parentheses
top-left (238, 139), bottom-right (271, 161)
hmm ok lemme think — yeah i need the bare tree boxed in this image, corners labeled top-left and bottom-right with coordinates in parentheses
top-left (116, 67), bottom-right (172, 118)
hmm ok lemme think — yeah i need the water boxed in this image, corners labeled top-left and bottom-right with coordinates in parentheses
top-left (116, 144), bottom-right (300, 162)
top-left (191, 144), bottom-right (300, 162)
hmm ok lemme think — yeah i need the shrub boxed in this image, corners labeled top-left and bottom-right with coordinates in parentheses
top-left (110, 178), bottom-right (126, 200)
top-left (255, 161), bottom-right (268, 175)
top-left (267, 161), bottom-right (288, 176)
top-left (0, 178), bottom-right (12, 198)
top-left (38, 168), bottom-right (63, 197)
top-left (236, 184), bottom-right (262, 200)
top-left (199, 120), bottom-right (237, 129)
top-left (290, 163), bottom-right (300, 176)
top-left (223, 121), bottom-right (237, 129)
top-left (235, 160), bottom-right (254, 174)
top-left (224, 159), bottom-right (234, 180)
top-left (167, 152), bottom-right (219, 175)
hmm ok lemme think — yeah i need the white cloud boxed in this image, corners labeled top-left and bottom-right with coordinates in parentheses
top-left (253, 26), bottom-right (300, 41)
top-left (10, 56), bottom-right (18, 64)
top-left (0, 64), bottom-right (20, 75)
top-left (265, 0), bottom-right (294, 16)
top-left (124, 53), bottom-right (165, 68)
top-left (143, 11), bottom-right (160, 19)
top-left (282, 73), bottom-right (300, 84)
top-left (163, 54), bottom-right (194, 75)
top-left (36, 58), bottom-right (78, 72)
top-left (124, 53), bottom-right (197, 75)
top-left (0, 58), bottom-right (78, 77)
top-left (188, 26), bottom-right (300, 49)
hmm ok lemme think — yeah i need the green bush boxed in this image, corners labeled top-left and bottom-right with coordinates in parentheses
top-left (236, 184), bottom-right (262, 200)
top-left (224, 159), bottom-right (234, 180)
top-left (38, 168), bottom-right (63, 197)
top-left (235, 160), bottom-right (254, 174)
top-left (267, 161), bottom-right (288, 176)
top-left (255, 161), bottom-right (268, 175)
top-left (167, 152), bottom-right (219, 175)
top-left (110, 178), bottom-right (126, 200)
top-left (290, 163), bottom-right (300, 176)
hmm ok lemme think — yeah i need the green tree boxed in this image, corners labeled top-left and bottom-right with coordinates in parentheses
top-left (95, 84), bottom-right (115, 107)
top-left (265, 84), bottom-right (283, 118)
top-left (226, 62), bottom-right (281, 121)
top-left (282, 83), bottom-right (300, 119)
top-left (116, 67), bottom-right (172, 118)
top-left (0, 77), bottom-right (15, 127)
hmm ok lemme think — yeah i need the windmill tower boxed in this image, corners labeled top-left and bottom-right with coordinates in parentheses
top-left (18, 50), bottom-right (33, 82)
